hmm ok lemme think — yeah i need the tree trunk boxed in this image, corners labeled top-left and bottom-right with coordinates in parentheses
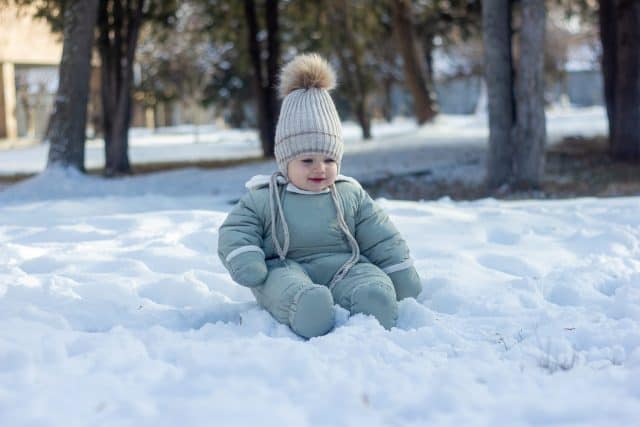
top-left (391, 0), bottom-right (437, 124)
top-left (265, 0), bottom-right (280, 155)
top-left (382, 75), bottom-right (393, 123)
top-left (599, 0), bottom-right (617, 141)
top-left (483, 0), bottom-right (515, 189)
top-left (355, 99), bottom-right (372, 140)
top-left (421, 33), bottom-right (436, 91)
top-left (243, 0), bottom-right (280, 158)
top-left (329, 0), bottom-right (372, 140)
top-left (338, 63), bottom-right (372, 140)
top-left (611, 0), bottom-right (640, 160)
top-left (46, 0), bottom-right (99, 171)
top-left (512, 0), bottom-right (546, 187)
top-left (97, 0), bottom-right (145, 176)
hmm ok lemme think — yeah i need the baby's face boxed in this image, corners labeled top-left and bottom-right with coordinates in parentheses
top-left (287, 154), bottom-right (338, 192)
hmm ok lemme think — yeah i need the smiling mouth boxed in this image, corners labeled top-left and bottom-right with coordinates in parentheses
top-left (309, 178), bottom-right (325, 182)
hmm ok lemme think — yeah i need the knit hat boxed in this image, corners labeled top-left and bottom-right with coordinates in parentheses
top-left (275, 53), bottom-right (343, 178)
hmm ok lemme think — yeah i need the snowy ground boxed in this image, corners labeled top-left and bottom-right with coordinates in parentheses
top-left (2, 107), bottom-right (639, 426)
top-left (0, 106), bottom-right (607, 177)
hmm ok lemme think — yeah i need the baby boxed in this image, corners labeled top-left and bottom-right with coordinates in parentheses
top-left (218, 53), bottom-right (422, 338)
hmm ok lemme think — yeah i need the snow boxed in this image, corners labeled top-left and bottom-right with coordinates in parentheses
top-left (0, 107), bottom-right (607, 176)
top-left (1, 107), bottom-right (639, 426)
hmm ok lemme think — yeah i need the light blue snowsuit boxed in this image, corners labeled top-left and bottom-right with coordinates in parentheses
top-left (217, 174), bottom-right (422, 338)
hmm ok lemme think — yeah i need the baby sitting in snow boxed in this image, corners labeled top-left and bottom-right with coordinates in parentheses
top-left (217, 53), bottom-right (422, 338)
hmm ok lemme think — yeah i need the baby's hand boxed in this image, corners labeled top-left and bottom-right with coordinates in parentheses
top-left (228, 251), bottom-right (268, 287)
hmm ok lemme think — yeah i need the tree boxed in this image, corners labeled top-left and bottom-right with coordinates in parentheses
top-left (189, 0), bottom-right (280, 152)
top-left (324, 0), bottom-right (377, 139)
top-left (45, 0), bottom-right (98, 171)
top-left (155, 0), bottom-right (256, 129)
top-left (600, 0), bottom-right (640, 160)
top-left (96, 0), bottom-right (178, 176)
top-left (483, 0), bottom-right (547, 190)
top-left (97, 0), bottom-right (144, 175)
top-left (391, 0), bottom-right (437, 124)
top-left (413, 0), bottom-right (482, 68)
top-left (599, 0), bottom-right (616, 141)
top-left (483, 0), bottom-right (515, 188)
top-left (243, 0), bottom-right (280, 157)
top-left (513, 1), bottom-right (546, 184)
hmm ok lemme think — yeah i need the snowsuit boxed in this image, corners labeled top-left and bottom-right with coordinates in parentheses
top-left (217, 175), bottom-right (422, 338)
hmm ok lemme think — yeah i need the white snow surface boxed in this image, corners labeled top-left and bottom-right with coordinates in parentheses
top-left (1, 107), bottom-right (640, 426)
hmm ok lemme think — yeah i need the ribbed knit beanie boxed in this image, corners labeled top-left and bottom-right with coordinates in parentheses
top-left (275, 53), bottom-right (343, 178)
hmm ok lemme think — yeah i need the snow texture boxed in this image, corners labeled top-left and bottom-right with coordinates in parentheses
top-left (1, 107), bottom-right (639, 426)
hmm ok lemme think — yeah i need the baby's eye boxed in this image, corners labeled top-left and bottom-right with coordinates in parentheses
top-left (324, 158), bottom-right (336, 163)
top-left (301, 158), bottom-right (314, 164)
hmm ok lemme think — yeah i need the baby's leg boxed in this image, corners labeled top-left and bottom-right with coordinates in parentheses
top-left (331, 263), bottom-right (398, 329)
top-left (252, 260), bottom-right (334, 338)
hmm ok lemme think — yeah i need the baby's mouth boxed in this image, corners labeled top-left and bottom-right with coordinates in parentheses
top-left (309, 178), bottom-right (325, 182)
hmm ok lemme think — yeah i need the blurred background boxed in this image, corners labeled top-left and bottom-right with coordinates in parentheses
top-left (0, 0), bottom-right (637, 197)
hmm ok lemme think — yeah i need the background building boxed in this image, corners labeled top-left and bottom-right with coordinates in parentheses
top-left (0, 4), bottom-right (62, 141)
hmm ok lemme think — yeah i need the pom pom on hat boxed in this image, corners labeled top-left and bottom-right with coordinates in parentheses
top-left (278, 53), bottom-right (337, 99)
